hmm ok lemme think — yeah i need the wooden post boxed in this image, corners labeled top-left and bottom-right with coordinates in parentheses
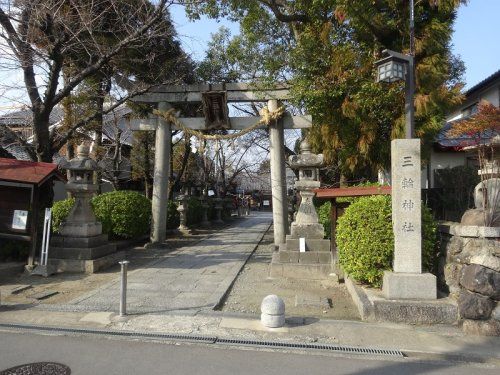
top-left (330, 197), bottom-right (338, 263)
top-left (27, 186), bottom-right (39, 269)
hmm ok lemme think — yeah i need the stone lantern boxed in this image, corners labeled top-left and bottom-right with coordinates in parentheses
top-left (288, 138), bottom-right (325, 238)
top-left (50, 143), bottom-right (117, 273)
top-left (60, 144), bottom-right (101, 237)
top-left (176, 187), bottom-right (190, 233)
top-left (269, 138), bottom-right (333, 279)
top-left (199, 188), bottom-right (210, 227)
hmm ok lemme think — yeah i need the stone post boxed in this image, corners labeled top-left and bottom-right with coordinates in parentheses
top-left (268, 99), bottom-right (288, 246)
top-left (383, 139), bottom-right (436, 299)
top-left (151, 102), bottom-right (172, 244)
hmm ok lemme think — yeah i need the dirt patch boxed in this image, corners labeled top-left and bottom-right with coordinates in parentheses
top-left (0, 227), bottom-right (223, 306)
top-left (220, 228), bottom-right (361, 320)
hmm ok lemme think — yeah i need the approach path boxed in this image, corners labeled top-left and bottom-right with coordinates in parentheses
top-left (69, 212), bottom-right (272, 313)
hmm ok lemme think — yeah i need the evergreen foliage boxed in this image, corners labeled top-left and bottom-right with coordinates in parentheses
top-left (189, 0), bottom-right (465, 179)
top-left (336, 195), bottom-right (437, 287)
top-left (51, 191), bottom-right (151, 238)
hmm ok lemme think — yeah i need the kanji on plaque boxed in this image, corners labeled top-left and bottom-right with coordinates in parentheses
top-left (401, 178), bottom-right (414, 189)
top-left (402, 222), bottom-right (415, 232)
top-left (402, 199), bottom-right (414, 211)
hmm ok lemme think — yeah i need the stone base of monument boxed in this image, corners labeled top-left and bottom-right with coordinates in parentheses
top-left (269, 235), bottom-right (337, 280)
top-left (49, 250), bottom-right (125, 273)
top-left (382, 271), bottom-right (437, 300)
top-left (345, 276), bottom-right (458, 325)
top-left (49, 234), bottom-right (118, 273)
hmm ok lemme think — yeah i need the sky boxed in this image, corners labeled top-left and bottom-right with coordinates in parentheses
top-left (170, 1), bottom-right (500, 90)
top-left (0, 1), bottom-right (498, 112)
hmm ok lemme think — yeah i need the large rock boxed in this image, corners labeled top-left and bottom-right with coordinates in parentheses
top-left (460, 264), bottom-right (500, 300)
top-left (443, 262), bottom-right (463, 297)
top-left (462, 319), bottom-right (500, 336)
top-left (458, 290), bottom-right (494, 320)
top-left (470, 253), bottom-right (500, 273)
top-left (493, 304), bottom-right (500, 321)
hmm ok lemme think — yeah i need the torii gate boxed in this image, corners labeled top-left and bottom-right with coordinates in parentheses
top-left (128, 83), bottom-right (312, 247)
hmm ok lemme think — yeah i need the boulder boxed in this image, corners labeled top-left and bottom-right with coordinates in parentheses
top-left (460, 264), bottom-right (500, 300)
top-left (493, 303), bottom-right (500, 321)
top-left (462, 319), bottom-right (500, 336)
top-left (470, 253), bottom-right (500, 273)
top-left (458, 290), bottom-right (494, 320)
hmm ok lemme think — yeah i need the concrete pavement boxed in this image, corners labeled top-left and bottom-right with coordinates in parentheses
top-left (0, 211), bottom-right (499, 366)
top-left (69, 213), bottom-right (272, 313)
top-left (0, 330), bottom-right (498, 375)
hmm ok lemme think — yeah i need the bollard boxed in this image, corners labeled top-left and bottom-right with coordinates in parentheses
top-left (119, 260), bottom-right (130, 316)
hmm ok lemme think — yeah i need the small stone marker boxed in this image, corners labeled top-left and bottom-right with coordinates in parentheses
top-left (261, 295), bottom-right (285, 328)
top-left (383, 139), bottom-right (436, 300)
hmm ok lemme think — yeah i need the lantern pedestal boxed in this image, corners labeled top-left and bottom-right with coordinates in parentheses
top-left (49, 144), bottom-right (119, 273)
top-left (270, 139), bottom-right (335, 280)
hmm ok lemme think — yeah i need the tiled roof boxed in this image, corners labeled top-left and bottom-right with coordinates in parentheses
top-left (466, 70), bottom-right (500, 97)
top-left (0, 158), bottom-right (64, 185)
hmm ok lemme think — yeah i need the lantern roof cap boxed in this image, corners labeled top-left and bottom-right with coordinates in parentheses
top-left (63, 143), bottom-right (97, 171)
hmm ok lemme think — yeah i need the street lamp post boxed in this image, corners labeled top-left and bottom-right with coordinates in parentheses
top-left (374, 0), bottom-right (415, 139)
top-left (375, 50), bottom-right (415, 139)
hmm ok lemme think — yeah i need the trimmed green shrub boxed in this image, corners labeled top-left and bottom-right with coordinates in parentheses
top-left (91, 191), bottom-right (151, 238)
top-left (51, 191), bottom-right (151, 239)
top-left (317, 200), bottom-right (331, 238)
top-left (336, 195), bottom-right (437, 287)
top-left (51, 197), bottom-right (75, 233)
top-left (167, 200), bottom-right (180, 229)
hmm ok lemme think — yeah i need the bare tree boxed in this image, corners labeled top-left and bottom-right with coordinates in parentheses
top-left (0, 0), bottom-right (191, 163)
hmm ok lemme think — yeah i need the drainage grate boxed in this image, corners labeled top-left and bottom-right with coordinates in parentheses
top-left (215, 338), bottom-right (404, 357)
top-left (0, 323), bottom-right (216, 344)
top-left (0, 323), bottom-right (403, 358)
top-left (0, 362), bottom-right (70, 375)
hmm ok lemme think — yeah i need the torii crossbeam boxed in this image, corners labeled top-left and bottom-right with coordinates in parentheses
top-left (128, 83), bottom-right (312, 247)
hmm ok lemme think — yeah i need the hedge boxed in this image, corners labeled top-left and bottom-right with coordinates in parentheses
top-left (336, 195), bottom-right (437, 287)
top-left (52, 191), bottom-right (151, 239)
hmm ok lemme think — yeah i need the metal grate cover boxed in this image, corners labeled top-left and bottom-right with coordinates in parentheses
top-left (0, 362), bottom-right (70, 375)
top-left (215, 338), bottom-right (404, 357)
top-left (0, 323), bottom-right (403, 358)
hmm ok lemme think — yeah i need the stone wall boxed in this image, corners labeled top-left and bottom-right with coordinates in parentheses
top-left (438, 224), bottom-right (500, 336)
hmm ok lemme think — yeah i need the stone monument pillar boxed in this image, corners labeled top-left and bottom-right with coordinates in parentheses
top-left (383, 139), bottom-right (436, 299)
top-left (50, 144), bottom-right (117, 273)
top-left (269, 139), bottom-right (333, 279)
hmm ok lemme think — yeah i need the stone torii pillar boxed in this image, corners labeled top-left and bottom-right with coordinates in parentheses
top-left (268, 99), bottom-right (288, 247)
top-left (151, 101), bottom-right (171, 244)
top-left (128, 83), bottom-right (312, 247)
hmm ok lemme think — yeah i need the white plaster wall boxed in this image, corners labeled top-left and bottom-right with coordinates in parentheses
top-left (480, 87), bottom-right (499, 107)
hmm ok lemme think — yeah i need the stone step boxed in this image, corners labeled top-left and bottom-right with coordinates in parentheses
top-left (280, 238), bottom-right (330, 252)
top-left (49, 244), bottom-right (117, 260)
top-left (269, 262), bottom-right (333, 280)
top-left (277, 250), bottom-right (332, 264)
top-left (50, 234), bottom-right (108, 248)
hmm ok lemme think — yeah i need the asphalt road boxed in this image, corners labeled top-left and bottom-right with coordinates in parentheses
top-left (0, 331), bottom-right (497, 375)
